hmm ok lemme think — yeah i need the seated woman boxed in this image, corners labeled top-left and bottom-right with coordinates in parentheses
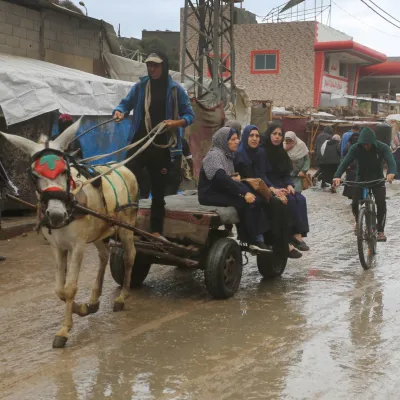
top-left (284, 131), bottom-right (310, 193)
top-left (198, 127), bottom-right (270, 252)
top-left (234, 125), bottom-right (299, 259)
top-left (264, 122), bottom-right (310, 252)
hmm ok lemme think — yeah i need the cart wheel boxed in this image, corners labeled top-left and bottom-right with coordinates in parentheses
top-left (110, 247), bottom-right (151, 288)
top-left (204, 238), bottom-right (242, 299)
top-left (257, 252), bottom-right (287, 279)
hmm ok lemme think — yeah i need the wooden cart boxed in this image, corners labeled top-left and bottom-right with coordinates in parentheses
top-left (109, 193), bottom-right (288, 299)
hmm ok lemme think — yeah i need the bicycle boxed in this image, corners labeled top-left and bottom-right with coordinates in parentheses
top-left (343, 178), bottom-right (386, 270)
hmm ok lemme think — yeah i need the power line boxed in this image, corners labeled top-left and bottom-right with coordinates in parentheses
top-left (367, 0), bottom-right (400, 25)
top-left (332, 0), bottom-right (400, 38)
top-left (360, 0), bottom-right (400, 30)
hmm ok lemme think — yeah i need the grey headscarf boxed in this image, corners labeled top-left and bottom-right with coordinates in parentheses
top-left (225, 120), bottom-right (242, 136)
top-left (202, 127), bottom-right (236, 180)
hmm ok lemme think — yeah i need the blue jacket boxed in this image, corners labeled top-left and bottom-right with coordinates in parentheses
top-left (113, 75), bottom-right (195, 157)
top-left (340, 130), bottom-right (353, 157)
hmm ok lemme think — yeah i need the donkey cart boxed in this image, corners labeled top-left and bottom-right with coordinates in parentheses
top-left (108, 193), bottom-right (288, 299)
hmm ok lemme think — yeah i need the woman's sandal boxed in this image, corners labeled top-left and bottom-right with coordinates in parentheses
top-left (288, 248), bottom-right (302, 259)
top-left (291, 237), bottom-right (310, 252)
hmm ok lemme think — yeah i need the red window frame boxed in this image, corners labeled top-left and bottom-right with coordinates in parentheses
top-left (250, 50), bottom-right (280, 75)
top-left (207, 53), bottom-right (230, 78)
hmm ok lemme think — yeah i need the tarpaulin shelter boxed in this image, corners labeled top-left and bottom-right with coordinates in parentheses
top-left (0, 53), bottom-right (132, 126)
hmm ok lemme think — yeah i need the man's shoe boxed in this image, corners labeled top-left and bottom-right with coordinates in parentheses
top-left (377, 232), bottom-right (387, 242)
top-left (0, 256), bottom-right (6, 262)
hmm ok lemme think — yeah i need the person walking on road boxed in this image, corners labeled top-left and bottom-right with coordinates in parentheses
top-left (313, 126), bottom-right (333, 186)
top-left (113, 50), bottom-right (195, 236)
top-left (340, 124), bottom-right (360, 158)
top-left (319, 134), bottom-right (341, 192)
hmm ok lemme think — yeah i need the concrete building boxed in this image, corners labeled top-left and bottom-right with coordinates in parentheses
top-left (0, 0), bottom-right (119, 75)
top-left (181, 10), bottom-right (392, 110)
top-left (358, 57), bottom-right (400, 114)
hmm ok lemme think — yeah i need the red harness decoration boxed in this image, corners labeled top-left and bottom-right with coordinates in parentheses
top-left (34, 154), bottom-right (67, 180)
top-left (43, 186), bottom-right (63, 192)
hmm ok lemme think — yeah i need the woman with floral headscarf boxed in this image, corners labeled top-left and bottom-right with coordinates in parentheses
top-left (198, 127), bottom-right (270, 252)
top-left (284, 131), bottom-right (310, 193)
top-left (264, 122), bottom-right (310, 253)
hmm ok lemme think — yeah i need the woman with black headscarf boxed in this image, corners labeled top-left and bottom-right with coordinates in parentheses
top-left (264, 122), bottom-right (310, 253)
top-left (113, 50), bottom-right (195, 236)
top-left (234, 125), bottom-right (295, 258)
top-left (198, 127), bottom-right (270, 252)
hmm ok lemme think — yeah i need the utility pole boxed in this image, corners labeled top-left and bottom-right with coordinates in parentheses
top-left (180, 0), bottom-right (238, 105)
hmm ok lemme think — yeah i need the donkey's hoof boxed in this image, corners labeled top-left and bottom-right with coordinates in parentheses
top-left (88, 302), bottom-right (100, 314)
top-left (113, 301), bottom-right (125, 312)
top-left (78, 303), bottom-right (89, 317)
top-left (52, 335), bottom-right (68, 348)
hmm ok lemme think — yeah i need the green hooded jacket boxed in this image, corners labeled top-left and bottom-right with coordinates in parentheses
top-left (334, 127), bottom-right (397, 181)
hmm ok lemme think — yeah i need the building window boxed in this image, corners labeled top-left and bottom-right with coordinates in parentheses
top-left (250, 50), bottom-right (280, 74)
top-left (324, 56), bottom-right (330, 73)
top-left (339, 62), bottom-right (348, 78)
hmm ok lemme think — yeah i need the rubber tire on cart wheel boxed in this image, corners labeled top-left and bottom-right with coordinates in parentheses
top-left (204, 238), bottom-right (242, 299)
top-left (257, 252), bottom-right (287, 279)
top-left (110, 247), bottom-right (151, 288)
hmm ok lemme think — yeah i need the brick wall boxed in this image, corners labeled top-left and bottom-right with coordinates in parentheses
top-left (235, 22), bottom-right (316, 108)
top-left (0, 1), bottom-right (41, 59)
top-left (0, 0), bottom-right (110, 74)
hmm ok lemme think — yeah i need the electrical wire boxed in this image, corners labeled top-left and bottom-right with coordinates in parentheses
top-left (367, 0), bottom-right (400, 25)
top-left (332, 0), bottom-right (400, 38)
top-left (360, 0), bottom-right (400, 30)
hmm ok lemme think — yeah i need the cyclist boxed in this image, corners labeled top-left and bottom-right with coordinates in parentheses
top-left (332, 127), bottom-right (397, 242)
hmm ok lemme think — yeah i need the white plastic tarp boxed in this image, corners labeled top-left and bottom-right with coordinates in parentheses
top-left (0, 53), bottom-right (133, 126)
top-left (103, 51), bottom-right (211, 93)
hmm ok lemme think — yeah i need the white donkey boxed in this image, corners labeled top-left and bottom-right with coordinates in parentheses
top-left (0, 119), bottom-right (138, 348)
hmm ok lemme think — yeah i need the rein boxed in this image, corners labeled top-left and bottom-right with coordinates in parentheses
top-left (27, 117), bottom-right (177, 230)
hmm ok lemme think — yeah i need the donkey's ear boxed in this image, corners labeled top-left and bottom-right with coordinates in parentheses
top-left (52, 116), bottom-right (83, 151)
top-left (0, 131), bottom-right (42, 156)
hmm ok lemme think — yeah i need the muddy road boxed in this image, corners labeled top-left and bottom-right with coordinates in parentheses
top-left (2, 185), bottom-right (400, 399)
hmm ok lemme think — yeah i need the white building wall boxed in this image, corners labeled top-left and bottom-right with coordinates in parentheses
top-left (316, 23), bottom-right (352, 43)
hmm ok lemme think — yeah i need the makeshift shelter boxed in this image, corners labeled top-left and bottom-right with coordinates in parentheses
top-left (0, 54), bottom-right (134, 206)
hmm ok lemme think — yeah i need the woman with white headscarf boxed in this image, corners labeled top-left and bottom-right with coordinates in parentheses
top-left (198, 127), bottom-right (270, 252)
top-left (284, 131), bottom-right (310, 193)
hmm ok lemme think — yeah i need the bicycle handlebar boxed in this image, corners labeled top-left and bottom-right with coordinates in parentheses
top-left (342, 178), bottom-right (387, 188)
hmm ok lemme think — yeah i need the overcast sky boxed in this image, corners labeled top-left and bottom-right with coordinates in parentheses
top-left (81, 0), bottom-right (399, 56)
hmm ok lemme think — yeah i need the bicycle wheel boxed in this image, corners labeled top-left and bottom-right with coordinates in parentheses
top-left (370, 204), bottom-right (378, 256)
top-left (357, 207), bottom-right (375, 269)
